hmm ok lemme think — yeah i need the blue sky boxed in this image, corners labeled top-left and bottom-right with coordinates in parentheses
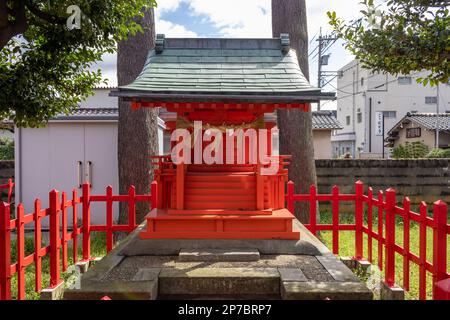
top-left (99, 0), bottom-right (370, 110)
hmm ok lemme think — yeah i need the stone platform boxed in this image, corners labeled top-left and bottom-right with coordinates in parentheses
top-left (63, 220), bottom-right (373, 300)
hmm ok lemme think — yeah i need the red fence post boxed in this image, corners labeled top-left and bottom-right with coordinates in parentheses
top-left (367, 187), bottom-right (373, 263)
top-left (0, 202), bottom-right (11, 300)
top-left (16, 204), bottom-right (25, 300)
top-left (128, 186), bottom-right (136, 231)
top-left (106, 186), bottom-right (113, 253)
top-left (72, 189), bottom-right (79, 264)
top-left (49, 190), bottom-right (61, 288)
top-left (332, 185), bottom-right (339, 255)
top-left (432, 200), bottom-right (448, 299)
top-left (34, 199), bottom-right (42, 293)
top-left (151, 181), bottom-right (158, 210)
top-left (82, 183), bottom-right (91, 261)
top-left (287, 181), bottom-right (294, 214)
top-left (7, 179), bottom-right (13, 204)
top-left (309, 185), bottom-right (317, 235)
top-left (354, 181), bottom-right (363, 261)
top-left (377, 190), bottom-right (384, 271)
top-left (61, 192), bottom-right (68, 272)
top-left (385, 188), bottom-right (396, 287)
top-left (419, 202), bottom-right (427, 300)
top-left (402, 197), bottom-right (411, 292)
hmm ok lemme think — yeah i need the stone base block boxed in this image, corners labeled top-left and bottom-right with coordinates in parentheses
top-left (158, 267), bottom-right (279, 299)
top-left (75, 261), bottom-right (90, 274)
top-left (63, 280), bottom-right (158, 300)
top-left (40, 281), bottom-right (65, 300)
top-left (178, 248), bottom-right (260, 262)
top-left (380, 282), bottom-right (404, 300)
top-left (281, 281), bottom-right (373, 300)
top-left (340, 257), bottom-right (357, 270)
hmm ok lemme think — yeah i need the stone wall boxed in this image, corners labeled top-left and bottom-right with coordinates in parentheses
top-left (316, 159), bottom-right (450, 208)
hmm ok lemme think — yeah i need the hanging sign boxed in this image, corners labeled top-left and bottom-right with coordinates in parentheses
top-left (375, 112), bottom-right (383, 136)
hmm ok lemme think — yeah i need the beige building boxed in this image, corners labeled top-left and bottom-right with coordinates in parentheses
top-left (312, 111), bottom-right (342, 159)
top-left (386, 113), bottom-right (450, 151)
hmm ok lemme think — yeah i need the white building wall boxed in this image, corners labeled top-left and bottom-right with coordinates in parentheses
top-left (335, 60), bottom-right (450, 158)
top-left (79, 88), bottom-right (118, 108)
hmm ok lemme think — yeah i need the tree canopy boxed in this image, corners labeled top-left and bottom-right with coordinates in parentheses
top-left (328, 0), bottom-right (450, 86)
top-left (0, 0), bottom-right (157, 127)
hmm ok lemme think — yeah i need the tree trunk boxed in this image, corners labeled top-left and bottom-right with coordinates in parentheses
top-left (117, 9), bottom-right (159, 226)
top-left (272, 0), bottom-right (317, 223)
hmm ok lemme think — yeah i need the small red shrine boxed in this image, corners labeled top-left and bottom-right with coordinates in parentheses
top-left (112, 34), bottom-right (332, 240)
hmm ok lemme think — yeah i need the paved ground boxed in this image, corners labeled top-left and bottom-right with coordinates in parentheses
top-left (63, 220), bottom-right (373, 300)
top-left (101, 255), bottom-right (335, 282)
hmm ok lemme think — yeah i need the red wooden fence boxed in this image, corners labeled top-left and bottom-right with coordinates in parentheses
top-left (0, 178), bottom-right (14, 204)
top-left (0, 179), bottom-right (448, 300)
top-left (287, 180), bottom-right (449, 300)
top-left (0, 181), bottom-right (157, 300)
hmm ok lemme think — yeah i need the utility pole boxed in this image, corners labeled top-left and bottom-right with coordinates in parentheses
top-left (316, 30), bottom-right (338, 111)
top-left (317, 28), bottom-right (323, 90)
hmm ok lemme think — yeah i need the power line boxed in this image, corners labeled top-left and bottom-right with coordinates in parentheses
top-left (334, 71), bottom-right (423, 101)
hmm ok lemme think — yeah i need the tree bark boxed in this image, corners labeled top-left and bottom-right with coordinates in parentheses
top-left (272, 0), bottom-right (317, 223)
top-left (117, 9), bottom-right (159, 226)
top-left (0, 0), bottom-right (27, 49)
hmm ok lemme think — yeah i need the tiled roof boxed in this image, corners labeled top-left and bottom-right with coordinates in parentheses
top-left (405, 113), bottom-right (450, 131)
top-left (53, 108), bottom-right (118, 120)
top-left (312, 111), bottom-right (342, 130)
top-left (113, 36), bottom-right (333, 103)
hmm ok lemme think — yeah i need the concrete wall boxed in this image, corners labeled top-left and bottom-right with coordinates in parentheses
top-left (316, 159), bottom-right (450, 208)
top-left (313, 130), bottom-right (333, 159)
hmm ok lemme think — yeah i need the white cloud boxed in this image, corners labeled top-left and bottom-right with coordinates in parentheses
top-left (185, 0), bottom-right (272, 37)
top-left (154, 0), bottom-right (198, 37)
top-left (96, 1), bottom-right (367, 94)
top-left (156, 19), bottom-right (198, 37)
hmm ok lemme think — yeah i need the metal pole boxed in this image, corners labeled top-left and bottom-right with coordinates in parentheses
top-left (436, 83), bottom-right (440, 148)
top-left (382, 114), bottom-right (385, 159)
top-left (317, 29), bottom-right (323, 111)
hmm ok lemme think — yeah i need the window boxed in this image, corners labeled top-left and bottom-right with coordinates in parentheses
top-left (398, 77), bottom-right (412, 85)
top-left (361, 77), bottom-right (365, 86)
top-left (425, 96), bottom-right (438, 104)
top-left (406, 127), bottom-right (421, 138)
top-left (357, 112), bottom-right (362, 123)
top-left (383, 111), bottom-right (396, 118)
top-left (346, 116), bottom-right (350, 125)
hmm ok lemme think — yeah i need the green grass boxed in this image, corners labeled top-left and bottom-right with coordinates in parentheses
top-left (317, 212), bottom-right (450, 300)
top-left (9, 232), bottom-right (107, 300)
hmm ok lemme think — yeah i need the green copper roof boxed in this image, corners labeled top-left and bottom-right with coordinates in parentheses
top-left (112, 36), bottom-right (334, 103)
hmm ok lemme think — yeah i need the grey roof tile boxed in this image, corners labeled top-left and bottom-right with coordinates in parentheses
top-left (53, 108), bottom-right (118, 120)
top-left (119, 37), bottom-right (318, 96)
top-left (405, 113), bottom-right (450, 131)
top-left (312, 111), bottom-right (342, 130)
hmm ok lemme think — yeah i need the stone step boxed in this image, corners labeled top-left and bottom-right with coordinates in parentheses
top-left (158, 267), bottom-right (280, 299)
top-left (281, 281), bottom-right (373, 300)
top-left (178, 248), bottom-right (260, 262)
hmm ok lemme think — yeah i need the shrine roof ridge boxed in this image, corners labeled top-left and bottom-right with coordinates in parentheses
top-left (162, 37), bottom-right (284, 51)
